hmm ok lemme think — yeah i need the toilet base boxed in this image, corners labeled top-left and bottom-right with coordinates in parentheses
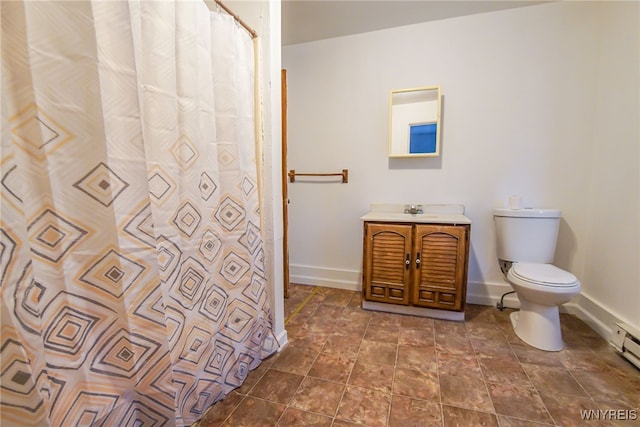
top-left (509, 301), bottom-right (564, 351)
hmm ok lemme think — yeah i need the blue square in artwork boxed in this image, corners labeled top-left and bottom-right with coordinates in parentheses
top-left (409, 123), bottom-right (437, 154)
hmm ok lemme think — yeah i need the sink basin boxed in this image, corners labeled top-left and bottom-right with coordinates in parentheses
top-left (360, 204), bottom-right (472, 225)
top-left (387, 212), bottom-right (440, 219)
top-left (360, 212), bottom-right (472, 224)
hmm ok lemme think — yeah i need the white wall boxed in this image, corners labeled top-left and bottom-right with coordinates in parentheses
top-left (283, 1), bottom-right (639, 334)
top-left (584, 2), bottom-right (640, 330)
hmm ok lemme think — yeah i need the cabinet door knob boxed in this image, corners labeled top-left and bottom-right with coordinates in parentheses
top-left (416, 252), bottom-right (421, 267)
top-left (405, 254), bottom-right (410, 269)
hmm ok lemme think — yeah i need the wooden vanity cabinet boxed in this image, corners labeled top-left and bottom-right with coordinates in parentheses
top-left (363, 221), bottom-right (470, 312)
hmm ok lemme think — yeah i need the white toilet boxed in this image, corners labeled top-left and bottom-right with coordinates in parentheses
top-left (493, 208), bottom-right (581, 351)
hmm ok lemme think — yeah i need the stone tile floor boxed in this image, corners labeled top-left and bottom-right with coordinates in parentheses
top-left (197, 284), bottom-right (640, 426)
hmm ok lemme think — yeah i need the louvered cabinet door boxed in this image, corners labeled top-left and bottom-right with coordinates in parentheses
top-left (363, 223), bottom-right (412, 305)
top-left (412, 224), bottom-right (469, 311)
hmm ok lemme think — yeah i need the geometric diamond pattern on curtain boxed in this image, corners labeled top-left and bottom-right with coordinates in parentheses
top-left (132, 284), bottom-right (169, 328)
top-left (0, 228), bottom-right (19, 287)
top-left (214, 196), bottom-right (246, 231)
top-left (148, 167), bottom-right (176, 204)
top-left (90, 328), bottom-right (162, 378)
top-left (164, 306), bottom-right (186, 348)
top-left (241, 175), bottom-right (255, 198)
top-left (241, 273), bottom-right (266, 305)
top-left (216, 146), bottom-right (237, 170)
top-left (72, 162), bottom-right (130, 207)
top-left (248, 317), bottom-right (272, 349)
top-left (41, 292), bottom-right (118, 370)
top-left (238, 221), bottom-right (262, 254)
top-left (78, 248), bottom-right (147, 297)
top-left (9, 103), bottom-right (74, 161)
top-left (172, 201), bottom-right (202, 238)
top-left (187, 378), bottom-right (224, 417)
top-left (13, 265), bottom-right (47, 335)
top-left (121, 202), bottom-right (156, 249)
top-left (170, 135), bottom-right (199, 171)
top-left (27, 209), bottom-right (88, 263)
top-left (220, 298), bottom-right (258, 343)
top-left (220, 251), bottom-right (251, 286)
top-left (1, 164), bottom-right (24, 205)
top-left (119, 401), bottom-right (170, 427)
top-left (204, 339), bottom-right (234, 377)
top-left (199, 172), bottom-right (217, 201)
top-left (173, 257), bottom-right (209, 309)
top-left (59, 391), bottom-right (119, 426)
top-left (253, 246), bottom-right (267, 276)
top-left (1, 344), bottom-right (34, 396)
top-left (198, 229), bottom-right (223, 263)
top-left (155, 235), bottom-right (183, 286)
top-left (179, 325), bottom-right (212, 365)
top-left (223, 352), bottom-right (255, 388)
top-left (199, 286), bottom-right (228, 323)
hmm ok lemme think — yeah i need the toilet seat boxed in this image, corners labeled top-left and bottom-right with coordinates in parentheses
top-left (509, 262), bottom-right (579, 288)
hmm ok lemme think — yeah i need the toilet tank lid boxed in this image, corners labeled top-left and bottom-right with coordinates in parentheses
top-left (493, 208), bottom-right (561, 218)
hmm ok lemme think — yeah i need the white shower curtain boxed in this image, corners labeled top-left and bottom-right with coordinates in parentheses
top-left (1, 1), bottom-right (276, 425)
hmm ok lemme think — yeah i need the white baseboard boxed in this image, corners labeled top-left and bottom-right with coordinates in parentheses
top-left (563, 293), bottom-right (620, 340)
top-left (290, 264), bottom-right (360, 291)
top-left (466, 280), bottom-right (520, 309)
top-left (289, 266), bottom-right (622, 342)
top-left (466, 280), bottom-right (620, 340)
top-left (275, 329), bottom-right (288, 350)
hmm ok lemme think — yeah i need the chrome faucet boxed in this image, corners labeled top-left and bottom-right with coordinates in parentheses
top-left (404, 204), bottom-right (423, 214)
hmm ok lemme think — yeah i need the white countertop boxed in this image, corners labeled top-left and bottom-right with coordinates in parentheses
top-left (360, 204), bottom-right (472, 225)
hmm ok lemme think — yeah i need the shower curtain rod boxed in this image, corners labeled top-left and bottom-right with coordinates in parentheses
top-left (214, 0), bottom-right (258, 39)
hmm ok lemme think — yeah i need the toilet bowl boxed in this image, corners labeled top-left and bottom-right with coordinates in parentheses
top-left (493, 207), bottom-right (581, 352)
top-left (506, 262), bottom-right (581, 351)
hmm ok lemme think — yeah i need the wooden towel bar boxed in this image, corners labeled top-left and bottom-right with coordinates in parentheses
top-left (288, 169), bottom-right (348, 183)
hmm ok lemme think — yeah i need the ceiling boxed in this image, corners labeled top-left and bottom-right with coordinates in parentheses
top-left (282, 1), bottom-right (547, 46)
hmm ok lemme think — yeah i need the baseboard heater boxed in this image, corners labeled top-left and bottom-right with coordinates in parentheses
top-left (610, 323), bottom-right (640, 370)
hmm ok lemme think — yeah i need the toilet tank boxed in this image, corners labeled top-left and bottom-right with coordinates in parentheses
top-left (493, 208), bottom-right (561, 263)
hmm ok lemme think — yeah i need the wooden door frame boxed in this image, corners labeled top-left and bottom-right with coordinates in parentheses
top-left (281, 69), bottom-right (290, 298)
